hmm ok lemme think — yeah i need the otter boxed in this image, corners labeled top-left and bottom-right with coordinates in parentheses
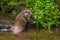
top-left (10, 9), bottom-right (32, 35)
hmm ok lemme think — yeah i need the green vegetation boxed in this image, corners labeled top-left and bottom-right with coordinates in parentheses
top-left (0, 0), bottom-right (20, 13)
top-left (22, 0), bottom-right (60, 29)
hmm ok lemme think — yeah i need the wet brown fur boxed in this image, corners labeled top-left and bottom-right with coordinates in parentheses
top-left (11, 9), bottom-right (32, 34)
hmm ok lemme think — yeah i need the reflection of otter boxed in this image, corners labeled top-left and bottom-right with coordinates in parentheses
top-left (10, 9), bottom-right (32, 35)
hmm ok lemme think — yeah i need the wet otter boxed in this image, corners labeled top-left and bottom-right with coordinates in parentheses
top-left (10, 9), bottom-right (32, 35)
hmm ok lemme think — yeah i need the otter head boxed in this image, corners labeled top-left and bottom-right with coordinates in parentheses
top-left (21, 9), bottom-right (32, 18)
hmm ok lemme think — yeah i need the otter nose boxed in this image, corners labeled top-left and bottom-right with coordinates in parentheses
top-left (25, 13), bottom-right (28, 16)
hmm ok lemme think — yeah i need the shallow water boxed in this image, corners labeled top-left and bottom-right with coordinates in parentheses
top-left (0, 29), bottom-right (60, 40)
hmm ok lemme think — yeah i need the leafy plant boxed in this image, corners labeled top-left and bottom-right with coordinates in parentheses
top-left (22, 0), bottom-right (60, 29)
top-left (0, 0), bottom-right (21, 13)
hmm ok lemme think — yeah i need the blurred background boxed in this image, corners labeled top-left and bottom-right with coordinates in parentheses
top-left (0, 0), bottom-right (60, 40)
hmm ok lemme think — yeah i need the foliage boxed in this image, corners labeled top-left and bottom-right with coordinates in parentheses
top-left (0, 0), bottom-right (21, 13)
top-left (22, 0), bottom-right (60, 29)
